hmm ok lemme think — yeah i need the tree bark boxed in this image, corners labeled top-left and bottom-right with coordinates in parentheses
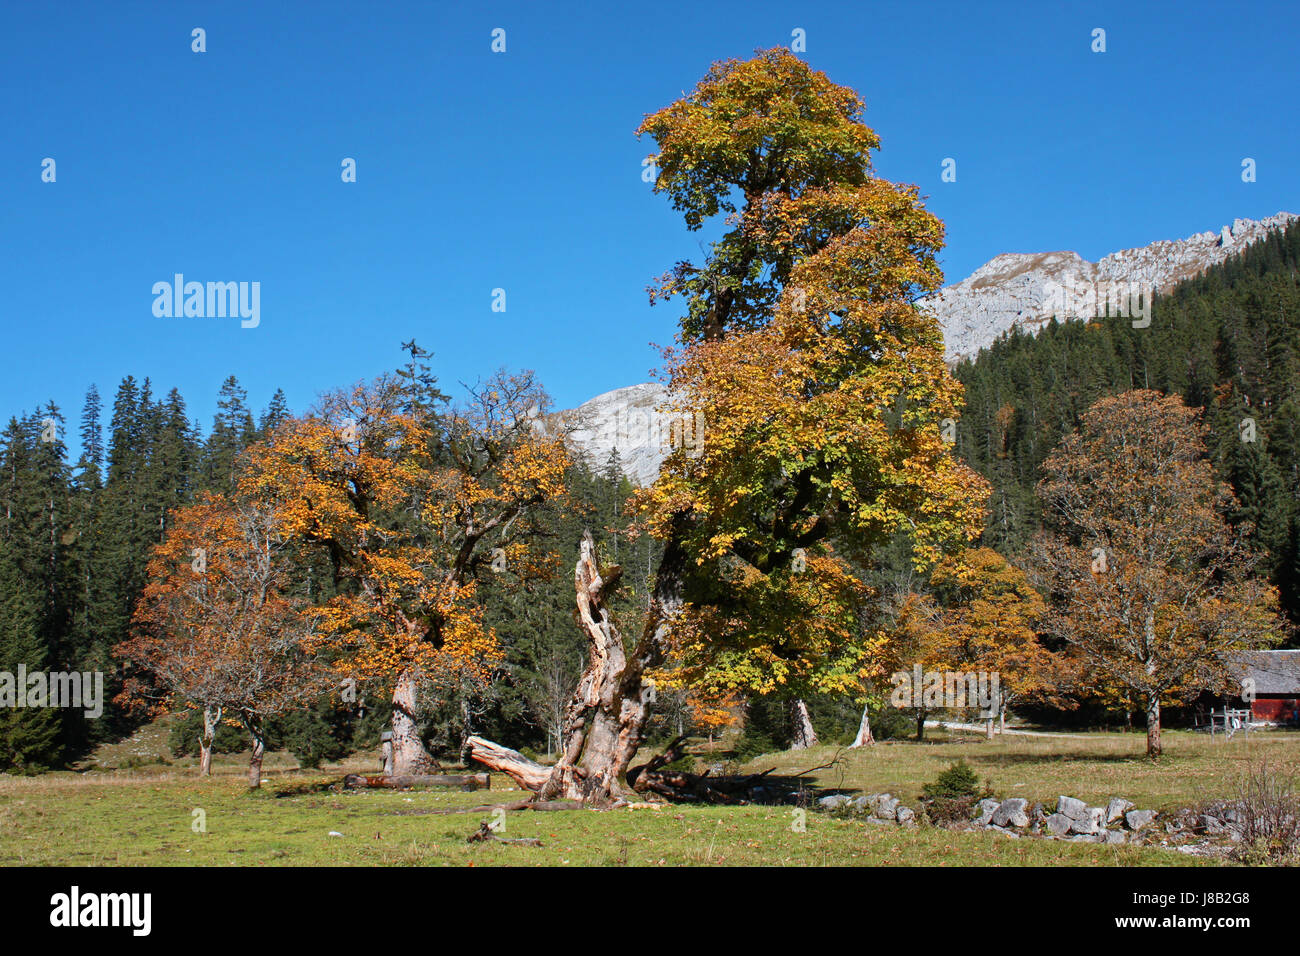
top-left (198, 705), bottom-right (220, 776)
top-left (247, 726), bottom-right (265, 788)
top-left (468, 529), bottom-right (685, 806)
top-left (390, 668), bottom-right (437, 776)
top-left (789, 699), bottom-right (818, 750)
top-left (463, 738), bottom-right (552, 790)
top-left (915, 707), bottom-right (926, 741)
top-left (1146, 696), bottom-right (1162, 758)
top-left (849, 703), bottom-right (874, 748)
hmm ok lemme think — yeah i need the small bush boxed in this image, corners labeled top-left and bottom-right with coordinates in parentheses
top-left (922, 759), bottom-right (981, 801)
top-left (920, 760), bottom-right (992, 826)
top-left (1232, 759), bottom-right (1300, 864)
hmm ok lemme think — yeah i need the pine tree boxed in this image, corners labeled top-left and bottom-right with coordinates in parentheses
top-left (258, 389), bottom-right (290, 436)
top-left (201, 375), bottom-right (255, 491)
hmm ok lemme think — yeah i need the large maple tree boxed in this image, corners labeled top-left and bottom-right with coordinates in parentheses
top-left (239, 348), bottom-right (569, 773)
top-left (468, 49), bottom-right (990, 804)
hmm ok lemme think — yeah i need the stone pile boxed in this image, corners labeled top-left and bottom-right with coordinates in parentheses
top-left (814, 789), bottom-right (1251, 855)
top-left (976, 795), bottom-right (1159, 844)
top-left (817, 792), bottom-right (918, 827)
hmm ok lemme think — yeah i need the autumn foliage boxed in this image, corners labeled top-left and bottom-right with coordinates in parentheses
top-left (1031, 390), bottom-right (1284, 757)
top-left (117, 492), bottom-right (325, 782)
top-left (237, 355), bottom-right (569, 770)
top-left (633, 49), bottom-right (990, 705)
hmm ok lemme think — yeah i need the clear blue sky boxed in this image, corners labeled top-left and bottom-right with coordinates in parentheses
top-left (3, 0), bottom-right (1296, 452)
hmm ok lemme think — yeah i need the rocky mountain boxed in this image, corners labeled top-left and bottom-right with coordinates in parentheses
top-left (923, 211), bottom-right (1297, 362)
top-left (550, 382), bottom-right (670, 487)
top-left (561, 212), bottom-right (1297, 484)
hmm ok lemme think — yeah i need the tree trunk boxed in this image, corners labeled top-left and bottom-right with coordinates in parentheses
top-left (467, 529), bottom-right (685, 806)
top-left (390, 668), bottom-right (437, 776)
top-left (849, 703), bottom-right (874, 748)
top-left (198, 705), bottom-right (220, 776)
top-left (246, 722), bottom-right (265, 788)
top-left (1145, 696), bottom-right (1162, 758)
top-left (985, 716), bottom-right (994, 739)
top-left (915, 707), bottom-right (926, 741)
top-left (789, 699), bottom-right (818, 750)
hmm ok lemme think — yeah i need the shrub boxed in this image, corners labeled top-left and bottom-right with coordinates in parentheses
top-left (922, 759), bottom-right (981, 801)
top-left (920, 759), bottom-right (992, 826)
top-left (1232, 759), bottom-right (1300, 864)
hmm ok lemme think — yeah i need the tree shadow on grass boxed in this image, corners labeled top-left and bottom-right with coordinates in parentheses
top-left (271, 780), bottom-right (338, 798)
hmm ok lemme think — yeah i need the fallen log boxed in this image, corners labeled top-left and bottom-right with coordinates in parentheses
top-left (463, 738), bottom-right (551, 791)
top-left (342, 773), bottom-right (490, 791)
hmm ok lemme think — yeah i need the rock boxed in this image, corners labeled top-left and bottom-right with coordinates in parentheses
top-left (850, 795), bottom-right (873, 813)
top-left (1198, 814), bottom-right (1227, 835)
top-left (874, 795), bottom-right (901, 820)
top-left (562, 215), bottom-right (1300, 483)
top-left (973, 798), bottom-right (1001, 826)
top-left (1106, 798), bottom-right (1135, 825)
top-left (896, 806), bottom-right (916, 826)
top-left (549, 383), bottom-right (672, 488)
top-left (1045, 813), bottom-right (1072, 837)
top-left (985, 825), bottom-right (1020, 839)
top-left (1104, 830), bottom-right (1128, 845)
top-left (817, 794), bottom-right (850, 811)
top-left (1069, 816), bottom-right (1100, 835)
top-left (992, 798), bottom-right (1030, 828)
top-left (1125, 809), bottom-right (1158, 831)
top-left (918, 213), bottom-right (1299, 362)
top-left (1057, 795), bottom-right (1089, 821)
top-left (327, 831), bottom-right (343, 837)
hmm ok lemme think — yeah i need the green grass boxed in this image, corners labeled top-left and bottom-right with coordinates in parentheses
top-left (733, 727), bottom-right (1300, 813)
top-left (1, 725), bottom-right (1293, 866)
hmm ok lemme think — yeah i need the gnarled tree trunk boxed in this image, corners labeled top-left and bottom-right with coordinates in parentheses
top-left (390, 668), bottom-right (438, 776)
top-left (849, 702), bottom-right (874, 748)
top-left (467, 529), bottom-right (685, 807)
top-left (790, 699), bottom-right (818, 750)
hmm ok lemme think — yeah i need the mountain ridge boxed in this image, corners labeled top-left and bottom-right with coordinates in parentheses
top-left (559, 212), bottom-right (1298, 485)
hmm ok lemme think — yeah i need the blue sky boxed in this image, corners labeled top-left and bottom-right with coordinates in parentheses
top-left (3, 0), bottom-right (1296, 452)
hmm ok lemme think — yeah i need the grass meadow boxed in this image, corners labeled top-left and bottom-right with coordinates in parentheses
top-left (2, 719), bottom-right (1294, 866)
